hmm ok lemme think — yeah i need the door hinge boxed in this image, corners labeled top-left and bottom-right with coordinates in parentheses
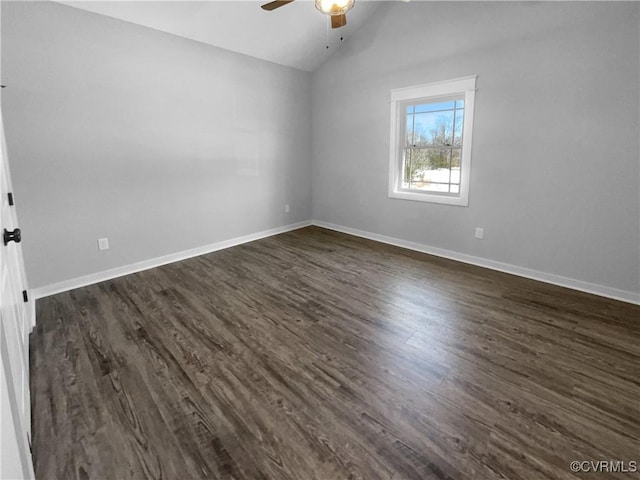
top-left (8, 192), bottom-right (14, 206)
top-left (22, 290), bottom-right (28, 303)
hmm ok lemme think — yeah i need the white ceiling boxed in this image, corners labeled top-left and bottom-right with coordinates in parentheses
top-left (57, 0), bottom-right (387, 72)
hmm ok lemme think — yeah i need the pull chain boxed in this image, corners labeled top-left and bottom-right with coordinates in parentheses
top-left (325, 18), bottom-right (346, 50)
top-left (325, 16), bottom-right (330, 49)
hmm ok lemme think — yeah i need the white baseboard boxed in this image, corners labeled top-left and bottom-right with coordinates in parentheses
top-left (312, 220), bottom-right (640, 306)
top-left (31, 218), bottom-right (639, 306)
top-left (32, 221), bottom-right (312, 300)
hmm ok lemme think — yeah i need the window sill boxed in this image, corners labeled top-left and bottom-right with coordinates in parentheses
top-left (389, 189), bottom-right (469, 207)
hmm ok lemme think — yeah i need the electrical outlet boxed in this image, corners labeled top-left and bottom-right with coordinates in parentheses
top-left (284, 204), bottom-right (290, 213)
top-left (474, 227), bottom-right (484, 239)
top-left (98, 237), bottom-right (109, 251)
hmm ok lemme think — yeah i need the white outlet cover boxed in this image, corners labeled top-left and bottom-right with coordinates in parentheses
top-left (284, 204), bottom-right (290, 213)
top-left (98, 238), bottom-right (110, 250)
top-left (474, 228), bottom-right (484, 239)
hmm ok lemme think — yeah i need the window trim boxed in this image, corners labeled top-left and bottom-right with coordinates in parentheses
top-left (388, 76), bottom-right (477, 207)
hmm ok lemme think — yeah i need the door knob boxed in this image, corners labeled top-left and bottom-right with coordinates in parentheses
top-left (4, 228), bottom-right (21, 245)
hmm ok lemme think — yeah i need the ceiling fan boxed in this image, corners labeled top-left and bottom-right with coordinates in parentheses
top-left (261, 0), bottom-right (355, 29)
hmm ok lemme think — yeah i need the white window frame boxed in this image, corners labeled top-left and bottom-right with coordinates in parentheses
top-left (388, 76), bottom-right (477, 207)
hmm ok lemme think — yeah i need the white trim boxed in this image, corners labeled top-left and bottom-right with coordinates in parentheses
top-left (32, 218), bottom-right (640, 306)
top-left (312, 220), bottom-right (640, 306)
top-left (390, 76), bottom-right (478, 102)
top-left (32, 221), bottom-right (312, 299)
top-left (388, 188), bottom-right (469, 206)
top-left (388, 75), bottom-right (477, 207)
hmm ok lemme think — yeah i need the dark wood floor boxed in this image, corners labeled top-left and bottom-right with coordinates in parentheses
top-left (31, 226), bottom-right (640, 479)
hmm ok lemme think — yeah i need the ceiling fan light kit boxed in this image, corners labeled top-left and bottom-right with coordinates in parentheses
top-left (314, 0), bottom-right (355, 15)
top-left (316, 0), bottom-right (354, 27)
top-left (261, 0), bottom-right (354, 29)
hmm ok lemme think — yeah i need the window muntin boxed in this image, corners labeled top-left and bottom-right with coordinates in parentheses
top-left (388, 76), bottom-right (476, 207)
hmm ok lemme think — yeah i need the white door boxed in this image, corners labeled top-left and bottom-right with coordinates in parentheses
top-left (0, 104), bottom-right (34, 479)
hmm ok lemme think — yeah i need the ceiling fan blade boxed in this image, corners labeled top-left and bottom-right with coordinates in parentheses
top-left (331, 13), bottom-right (347, 29)
top-left (261, 0), bottom-right (295, 11)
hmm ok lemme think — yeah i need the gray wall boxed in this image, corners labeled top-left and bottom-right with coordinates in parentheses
top-left (3, 1), bottom-right (639, 297)
top-left (2, 1), bottom-right (312, 289)
top-left (312, 1), bottom-right (640, 295)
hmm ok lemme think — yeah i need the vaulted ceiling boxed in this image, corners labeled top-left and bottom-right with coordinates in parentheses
top-left (57, 1), bottom-right (389, 72)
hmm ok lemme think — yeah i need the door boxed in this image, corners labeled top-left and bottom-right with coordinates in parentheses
top-left (0, 106), bottom-right (34, 478)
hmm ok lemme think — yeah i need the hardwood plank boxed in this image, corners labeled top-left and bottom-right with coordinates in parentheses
top-left (31, 226), bottom-right (640, 479)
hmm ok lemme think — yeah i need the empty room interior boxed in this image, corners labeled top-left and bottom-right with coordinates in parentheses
top-left (1, 0), bottom-right (639, 479)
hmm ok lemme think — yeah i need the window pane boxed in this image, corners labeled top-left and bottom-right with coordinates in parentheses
top-left (401, 148), bottom-right (462, 194)
top-left (414, 148), bottom-right (449, 171)
top-left (411, 111), bottom-right (454, 146)
top-left (402, 148), bottom-right (418, 187)
top-left (453, 110), bottom-right (464, 145)
top-left (406, 105), bottom-right (414, 114)
top-left (414, 100), bottom-right (456, 113)
top-left (403, 148), bottom-right (447, 183)
top-left (450, 149), bottom-right (461, 183)
top-left (405, 114), bottom-right (414, 146)
top-left (402, 149), bottom-right (412, 188)
top-left (455, 100), bottom-right (464, 109)
top-left (451, 148), bottom-right (461, 167)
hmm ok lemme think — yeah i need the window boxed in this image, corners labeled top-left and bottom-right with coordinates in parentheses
top-left (388, 76), bottom-right (477, 206)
